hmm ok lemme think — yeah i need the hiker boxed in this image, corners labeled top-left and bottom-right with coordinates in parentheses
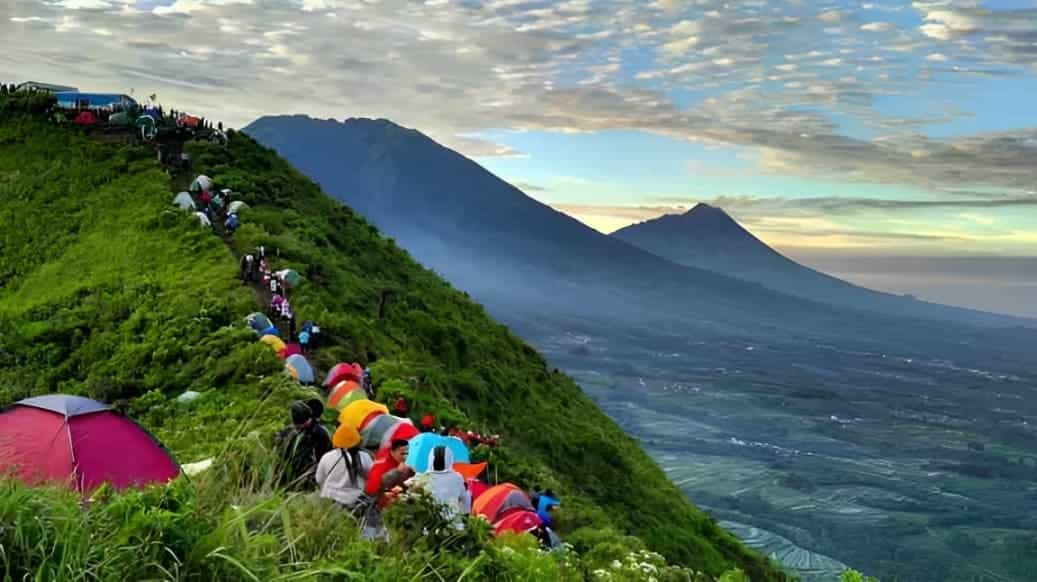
top-left (364, 439), bottom-right (414, 528)
top-left (301, 320), bottom-right (320, 350)
top-left (393, 396), bottom-right (409, 417)
top-left (419, 413), bottom-right (436, 433)
top-left (365, 439), bottom-right (414, 500)
top-left (211, 190), bottom-right (225, 214)
top-left (269, 274), bottom-right (282, 296)
top-left (298, 328), bottom-right (311, 353)
top-left (225, 213), bottom-right (240, 234)
top-left (270, 293), bottom-right (285, 318)
top-left (239, 254), bottom-right (256, 282)
top-left (286, 312), bottom-right (297, 342)
top-left (316, 425), bottom-right (374, 517)
top-left (276, 401), bottom-right (333, 487)
top-left (412, 445), bottom-right (470, 527)
top-left (362, 367), bottom-right (374, 399)
top-left (198, 189), bottom-right (212, 209)
top-left (533, 490), bottom-right (560, 529)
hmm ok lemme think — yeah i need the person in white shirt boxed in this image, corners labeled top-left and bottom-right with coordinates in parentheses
top-left (315, 425), bottom-right (373, 512)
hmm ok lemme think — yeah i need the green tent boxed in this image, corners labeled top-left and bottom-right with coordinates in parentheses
top-left (135, 115), bottom-right (157, 140)
top-left (109, 111), bottom-right (132, 126)
top-left (275, 269), bottom-right (301, 287)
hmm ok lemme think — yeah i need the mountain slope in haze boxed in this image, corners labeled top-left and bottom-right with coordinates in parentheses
top-left (243, 116), bottom-right (890, 338)
top-left (613, 204), bottom-right (1028, 327)
top-left (0, 94), bottom-right (784, 580)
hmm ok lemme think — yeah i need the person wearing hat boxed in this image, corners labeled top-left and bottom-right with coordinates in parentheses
top-left (316, 425), bottom-right (375, 516)
top-left (277, 401), bottom-right (332, 487)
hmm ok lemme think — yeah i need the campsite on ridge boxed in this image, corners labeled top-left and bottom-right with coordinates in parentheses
top-left (246, 113), bottom-right (1037, 582)
top-left (0, 89), bottom-right (787, 581)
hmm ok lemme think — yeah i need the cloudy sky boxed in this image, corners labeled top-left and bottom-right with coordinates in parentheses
top-left (3, 0), bottom-right (1035, 314)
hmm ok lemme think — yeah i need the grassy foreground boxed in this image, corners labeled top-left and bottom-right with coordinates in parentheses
top-left (0, 93), bottom-right (785, 580)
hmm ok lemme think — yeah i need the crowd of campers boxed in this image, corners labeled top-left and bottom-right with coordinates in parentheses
top-left (0, 82), bottom-right (227, 147)
top-left (0, 158), bottom-right (562, 554)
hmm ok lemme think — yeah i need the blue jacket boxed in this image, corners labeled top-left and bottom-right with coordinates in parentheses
top-left (536, 495), bottom-right (559, 527)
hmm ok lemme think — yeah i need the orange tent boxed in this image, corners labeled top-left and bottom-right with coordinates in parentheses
top-left (472, 483), bottom-right (533, 523)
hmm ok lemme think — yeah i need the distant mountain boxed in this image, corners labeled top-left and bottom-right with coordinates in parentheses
top-left (612, 204), bottom-right (1025, 326)
top-left (243, 115), bottom-right (1026, 337)
top-left (244, 116), bottom-right (834, 331)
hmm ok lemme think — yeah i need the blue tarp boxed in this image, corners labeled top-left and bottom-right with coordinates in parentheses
top-left (55, 92), bottom-right (137, 110)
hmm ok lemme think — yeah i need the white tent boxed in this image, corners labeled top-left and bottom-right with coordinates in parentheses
top-left (227, 200), bottom-right (249, 215)
top-left (190, 175), bottom-right (213, 192)
top-left (194, 211), bottom-right (212, 228)
top-left (172, 191), bottom-right (195, 210)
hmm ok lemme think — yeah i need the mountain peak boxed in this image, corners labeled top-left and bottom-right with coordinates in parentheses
top-left (682, 203), bottom-right (739, 226)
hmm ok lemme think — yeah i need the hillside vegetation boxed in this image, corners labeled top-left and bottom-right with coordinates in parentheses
top-left (0, 94), bottom-right (785, 580)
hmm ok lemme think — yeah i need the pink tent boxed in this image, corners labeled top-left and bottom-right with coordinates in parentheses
top-left (0, 395), bottom-right (180, 493)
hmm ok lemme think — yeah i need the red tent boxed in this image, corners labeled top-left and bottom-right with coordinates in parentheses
top-left (73, 111), bottom-right (98, 126)
top-left (468, 479), bottom-right (490, 504)
top-left (494, 509), bottom-right (542, 536)
top-left (324, 362), bottom-right (363, 388)
top-left (278, 343), bottom-right (302, 359)
top-left (0, 395), bottom-right (180, 493)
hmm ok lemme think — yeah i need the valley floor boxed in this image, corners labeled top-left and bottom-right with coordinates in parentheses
top-left (510, 313), bottom-right (1037, 582)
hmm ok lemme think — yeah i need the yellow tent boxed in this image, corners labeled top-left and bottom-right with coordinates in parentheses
top-left (260, 334), bottom-right (286, 353)
top-left (339, 399), bottom-right (388, 431)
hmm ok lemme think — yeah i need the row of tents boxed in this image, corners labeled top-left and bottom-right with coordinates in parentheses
top-left (0, 163), bottom-right (553, 543)
top-left (246, 307), bottom-right (551, 538)
top-left (0, 391), bottom-right (552, 539)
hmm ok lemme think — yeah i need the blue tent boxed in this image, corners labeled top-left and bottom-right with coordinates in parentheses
top-left (285, 354), bottom-right (315, 385)
top-left (55, 92), bottom-right (137, 111)
top-left (246, 313), bottom-right (273, 334)
top-left (405, 433), bottom-right (470, 473)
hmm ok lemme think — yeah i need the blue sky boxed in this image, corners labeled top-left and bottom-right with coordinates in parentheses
top-left (2, 0), bottom-right (1036, 313)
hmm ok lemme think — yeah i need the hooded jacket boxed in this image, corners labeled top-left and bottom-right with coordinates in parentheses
top-left (415, 446), bottom-right (470, 523)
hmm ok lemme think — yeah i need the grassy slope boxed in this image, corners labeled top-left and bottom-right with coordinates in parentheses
top-left (0, 104), bottom-right (783, 580)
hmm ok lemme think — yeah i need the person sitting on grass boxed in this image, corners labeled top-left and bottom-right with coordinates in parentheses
top-left (365, 439), bottom-right (415, 506)
top-left (275, 401), bottom-right (332, 488)
top-left (316, 425), bottom-right (375, 521)
top-left (412, 445), bottom-right (470, 528)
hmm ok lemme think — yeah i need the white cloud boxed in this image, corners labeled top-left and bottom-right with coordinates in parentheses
top-left (2, 0), bottom-right (1037, 189)
top-left (818, 10), bottom-right (842, 23)
top-left (860, 22), bottom-right (894, 32)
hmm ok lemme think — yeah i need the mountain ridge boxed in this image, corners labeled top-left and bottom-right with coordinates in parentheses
top-left (0, 93), bottom-right (785, 580)
top-left (613, 204), bottom-right (1031, 327)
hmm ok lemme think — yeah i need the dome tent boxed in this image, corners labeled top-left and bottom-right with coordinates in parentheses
top-left (172, 192), bottom-right (195, 210)
top-left (285, 354), bottom-right (315, 384)
top-left (0, 395), bottom-right (180, 493)
top-left (190, 175), bottom-right (213, 193)
top-left (472, 483), bottom-right (534, 524)
top-left (328, 380), bottom-right (365, 410)
top-left (324, 362), bottom-right (363, 388)
top-left (260, 334), bottom-right (286, 353)
top-left (405, 433), bottom-right (470, 473)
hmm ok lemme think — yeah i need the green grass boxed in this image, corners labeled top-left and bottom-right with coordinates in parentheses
top-left (0, 93), bottom-right (787, 580)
